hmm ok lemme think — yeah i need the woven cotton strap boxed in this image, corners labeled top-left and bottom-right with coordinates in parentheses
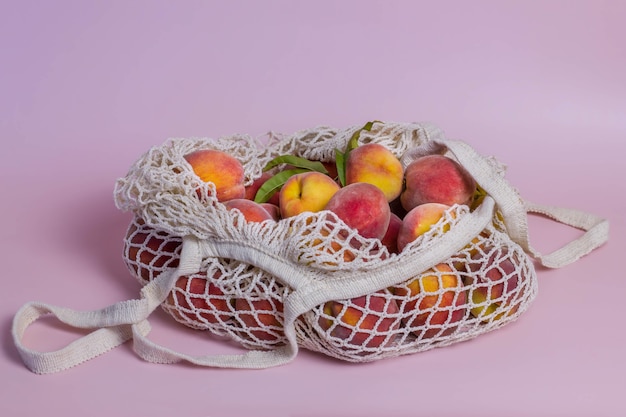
top-left (439, 139), bottom-right (610, 269)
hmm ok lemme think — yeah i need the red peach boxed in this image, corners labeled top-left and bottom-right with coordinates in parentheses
top-left (123, 218), bottom-right (182, 284)
top-left (245, 171), bottom-right (281, 205)
top-left (234, 297), bottom-right (284, 343)
top-left (401, 154), bottom-right (476, 212)
top-left (167, 273), bottom-right (233, 325)
top-left (324, 182), bottom-right (391, 240)
top-left (260, 203), bottom-right (281, 221)
top-left (223, 198), bottom-right (274, 223)
top-left (380, 213), bottom-right (403, 255)
top-left (318, 290), bottom-right (399, 349)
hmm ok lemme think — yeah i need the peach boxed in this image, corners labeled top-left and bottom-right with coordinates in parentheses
top-left (260, 203), bottom-right (281, 221)
top-left (279, 171), bottom-right (341, 218)
top-left (380, 213), bottom-right (403, 255)
top-left (167, 273), bottom-right (233, 325)
top-left (464, 247), bottom-right (522, 322)
top-left (324, 182), bottom-right (391, 240)
top-left (346, 143), bottom-right (404, 202)
top-left (392, 263), bottom-right (467, 338)
top-left (123, 217), bottom-right (182, 284)
top-left (397, 203), bottom-right (452, 252)
top-left (184, 149), bottom-right (246, 202)
top-left (245, 171), bottom-right (281, 205)
top-left (318, 290), bottom-right (399, 349)
top-left (223, 198), bottom-right (274, 223)
top-left (401, 154), bottom-right (476, 212)
top-left (234, 297), bottom-right (284, 343)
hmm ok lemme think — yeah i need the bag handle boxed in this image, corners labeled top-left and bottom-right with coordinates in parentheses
top-left (12, 237), bottom-right (202, 374)
top-left (522, 201), bottom-right (609, 268)
top-left (438, 139), bottom-right (609, 268)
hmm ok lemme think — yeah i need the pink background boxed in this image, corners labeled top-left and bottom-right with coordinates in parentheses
top-left (1, 1), bottom-right (624, 416)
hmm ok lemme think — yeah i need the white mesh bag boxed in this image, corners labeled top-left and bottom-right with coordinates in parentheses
top-left (12, 121), bottom-right (609, 373)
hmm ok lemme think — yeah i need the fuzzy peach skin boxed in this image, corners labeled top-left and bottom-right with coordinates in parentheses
top-left (464, 247), bottom-right (522, 322)
top-left (279, 171), bottom-right (341, 218)
top-left (380, 213), bottom-right (403, 255)
top-left (324, 182), bottom-right (391, 240)
top-left (401, 154), bottom-right (477, 212)
top-left (346, 143), bottom-right (404, 202)
top-left (392, 263), bottom-right (467, 339)
top-left (223, 198), bottom-right (275, 223)
top-left (184, 149), bottom-right (246, 202)
top-left (244, 171), bottom-right (281, 205)
top-left (260, 203), bottom-right (281, 221)
top-left (318, 290), bottom-right (400, 349)
top-left (396, 203), bottom-right (452, 252)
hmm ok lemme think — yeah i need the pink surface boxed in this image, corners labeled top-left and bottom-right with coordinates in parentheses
top-left (1, 1), bottom-right (624, 416)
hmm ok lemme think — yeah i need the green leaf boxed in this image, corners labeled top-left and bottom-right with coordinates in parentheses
top-left (253, 168), bottom-right (310, 204)
top-left (262, 154), bottom-right (328, 174)
top-left (346, 120), bottom-right (381, 152)
top-left (335, 149), bottom-right (346, 186)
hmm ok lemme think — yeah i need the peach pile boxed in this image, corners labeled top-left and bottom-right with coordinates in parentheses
top-left (123, 125), bottom-right (526, 353)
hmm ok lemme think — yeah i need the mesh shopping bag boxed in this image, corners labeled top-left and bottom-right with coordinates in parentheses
top-left (12, 122), bottom-right (609, 374)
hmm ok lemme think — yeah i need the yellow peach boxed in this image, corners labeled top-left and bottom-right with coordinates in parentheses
top-left (392, 263), bottom-right (467, 338)
top-left (464, 247), bottom-right (522, 322)
top-left (396, 203), bottom-right (452, 252)
top-left (279, 171), bottom-right (340, 218)
top-left (346, 143), bottom-right (404, 202)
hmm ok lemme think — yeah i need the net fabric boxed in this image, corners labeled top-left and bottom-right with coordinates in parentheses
top-left (117, 121), bottom-right (538, 362)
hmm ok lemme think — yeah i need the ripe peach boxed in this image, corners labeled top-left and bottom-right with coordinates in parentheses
top-left (380, 213), bottom-right (403, 255)
top-left (223, 198), bottom-right (274, 223)
top-left (184, 149), bottom-right (246, 202)
top-left (167, 273), bottom-right (233, 325)
top-left (401, 154), bottom-right (476, 212)
top-left (245, 171), bottom-right (280, 205)
top-left (279, 171), bottom-right (341, 218)
top-left (123, 218), bottom-right (182, 284)
top-left (397, 203), bottom-right (452, 252)
top-left (234, 297), bottom-right (284, 343)
top-left (318, 290), bottom-right (400, 349)
top-left (464, 247), bottom-right (522, 322)
top-left (346, 143), bottom-right (404, 202)
top-left (260, 203), bottom-right (281, 221)
top-left (324, 182), bottom-right (391, 240)
top-left (392, 263), bottom-right (467, 339)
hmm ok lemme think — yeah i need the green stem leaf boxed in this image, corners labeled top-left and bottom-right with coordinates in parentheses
top-left (253, 168), bottom-right (310, 204)
top-left (336, 120), bottom-right (382, 187)
top-left (262, 155), bottom-right (328, 174)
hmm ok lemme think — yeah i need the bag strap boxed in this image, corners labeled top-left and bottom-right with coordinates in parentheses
top-left (439, 139), bottom-right (609, 268)
top-left (522, 201), bottom-right (609, 268)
